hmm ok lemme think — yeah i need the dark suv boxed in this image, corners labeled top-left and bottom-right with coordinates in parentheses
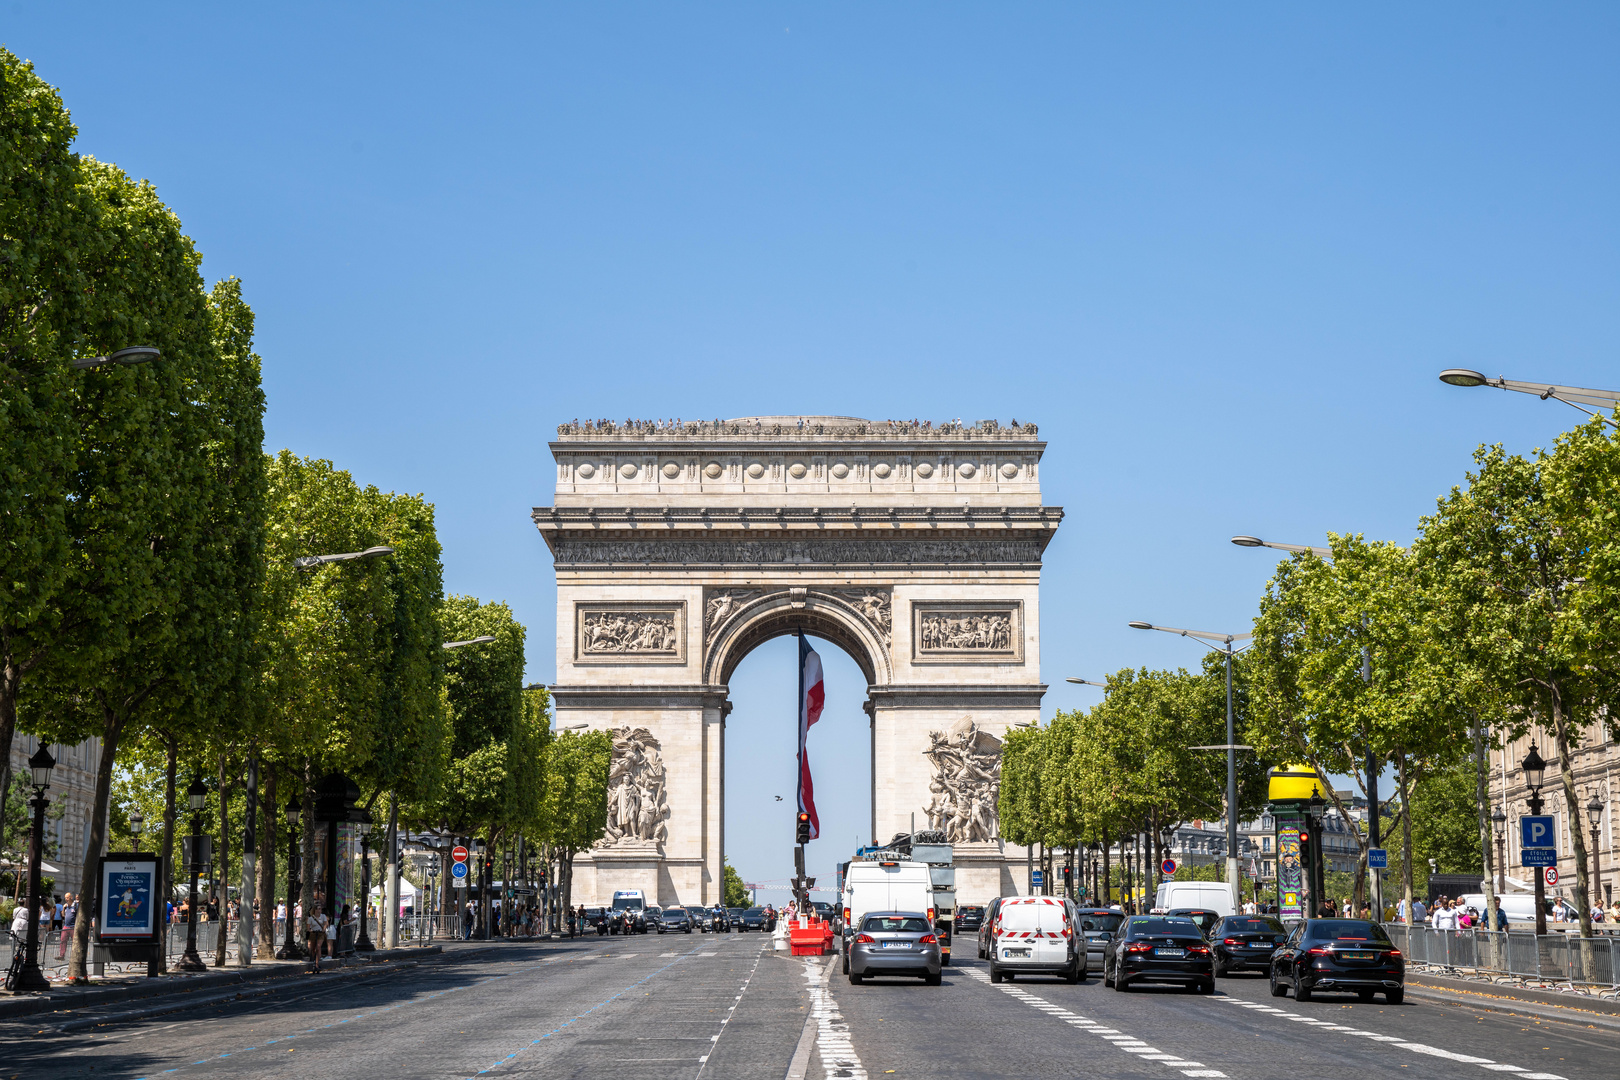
top-left (1075, 908), bottom-right (1124, 973)
top-left (1269, 919), bottom-right (1404, 1003)
top-left (955, 905), bottom-right (985, 934)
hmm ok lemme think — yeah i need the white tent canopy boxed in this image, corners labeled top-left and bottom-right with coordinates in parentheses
top-left (369, 877), bottom-right (418, 900)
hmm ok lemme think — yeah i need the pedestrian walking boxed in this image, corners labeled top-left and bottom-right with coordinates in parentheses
top-left (56, 894), bottom-right (77, 960)
top-left (305, 906), bottom-right (328, 973)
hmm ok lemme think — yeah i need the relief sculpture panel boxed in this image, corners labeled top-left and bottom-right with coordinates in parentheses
top-left (923, 717), bottom-right (1001, 843)
top-left (600, 726), bottom-right (670, 846)
top-left (910, 600), bottom-right (1024, 663)
top-left (575, 601), bottom-right (686, 664)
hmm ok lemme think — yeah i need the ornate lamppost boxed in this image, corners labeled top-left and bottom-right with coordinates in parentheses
top-left (1491, 806), bottom-right (1507, 897)
top-left (1587, 794), bottom-right (1605, 913)
top-left (9, 745), bottom-right (57, 992)
top-left (1521, 745), bottom-right (1548, 936)
top-left (129, 809), bottom-right (145, 853)
top-left (179, 776), bottom-right (209, 972)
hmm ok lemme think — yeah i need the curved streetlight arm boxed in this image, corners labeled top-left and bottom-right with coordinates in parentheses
top-left (1230, 536), bottom-right (1333, 558)
top-left (1065, 677), bottom-right (1107, 688)
top-left (1129, 621), bottom-right (1252, 648)
top-left (70, 346), bottom-right (162, 370)
top-left (443, 636), bottom-right (497, 650)
top-left (1439, 369), bottom-right (1620, 429)
top-left (293, 545), bottom-right (395, 570)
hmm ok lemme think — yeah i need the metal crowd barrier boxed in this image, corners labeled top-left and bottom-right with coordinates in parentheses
top-left (1382, 923), bottom-right (1620, 986)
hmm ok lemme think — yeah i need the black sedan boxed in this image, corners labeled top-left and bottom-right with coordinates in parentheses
top-left (659, 907), bottom-right (694, 933)
top-left (1269, 919), bottom-right (1404, 1003)
top-left (955, 905), bottom-right (985, 934)
top-left (1103, 915), bottom-right (1214, 994)
top-left (1209, 914), bottom-right (1287, 976)
top-left (736, 907), bottom-right (769, 932)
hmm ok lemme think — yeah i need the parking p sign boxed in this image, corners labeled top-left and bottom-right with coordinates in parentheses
top-left (1521, 816), bottom-right (1556, 851)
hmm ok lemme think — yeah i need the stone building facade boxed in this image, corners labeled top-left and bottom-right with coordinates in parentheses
top-left (6, 732), bottom-right (106, 902)
top-left (1488, 720), bottom-right (1618, 908)
top-left (535, 416), bottom-right (1060, 907)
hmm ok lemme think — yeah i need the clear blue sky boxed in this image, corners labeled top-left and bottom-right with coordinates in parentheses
top-left (9, 5), bottom-right (1616, 904)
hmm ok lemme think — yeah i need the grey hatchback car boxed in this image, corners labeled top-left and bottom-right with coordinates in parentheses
top-left (847, 912), bottom-right (943, 985)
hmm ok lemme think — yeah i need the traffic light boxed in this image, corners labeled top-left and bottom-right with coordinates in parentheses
top-left (796, 811), bottom-right (811, 845)
top-left (1062, 865), bottom-right (1073, 886)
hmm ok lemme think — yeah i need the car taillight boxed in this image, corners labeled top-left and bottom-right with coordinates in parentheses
top-left (927, 907), bottom-right (935, 921)
top-left (1223, 938), bottom-right (1241, 945)
top-left (1126, 942), bottom-right (1153, 953)
top-left (844, 908), bottom-right (851, 923)
top-left (919, 934), bottom-right (938, 944)
top-left (1061, 927), bottom-right (1072, 938)
top-left (1307, 946), bottom-right (1331, 956)
top-left (1188, 946), bottom-right (1211, 955)
top-left (1386, 948), bottom-right (1401, 957)
top-left (856, 933), bottom-right (876, 944)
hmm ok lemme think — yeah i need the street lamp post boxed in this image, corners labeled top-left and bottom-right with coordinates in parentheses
top-left (1587, 794), bottom-right (1604, 915)
top-left (129, 809), bottom-right (145, 853)
top-left (277, 803), bottom-right (302, 960)
top-left (1438, 369), bottom-right (1620, 430)
top-left (1491, 806), bottom-right (1508, 897)
top-left (10, 745), bottom-right (57, 992)
top-left (180, 776), bottom-right (209, 972)
top-left (1129, 621), bottom-right (1252, 912)
top-left (1522, 745), bottom-right (1549, 936)
top-left (1307, 787), bottom-right (1328, 918)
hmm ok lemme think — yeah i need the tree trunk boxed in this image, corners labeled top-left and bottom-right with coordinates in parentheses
top-left (1101, 826), bottom-right (1111, 906)
top-left (256, 769), bottom-right (278, 959)
top-left (1550, 698), bottom-right (1596, 941)
top-left (215, 754), bottom-right (230, 967)
top-left (68, 702), bottom-right (129, 982)
top-left (384, 793), bottom-right (399, 949)
top-left (299, 760), bottom-right (315, 936)
top-left (1398, 752), bottom-right (1414, 924)
top-left (1474, 721), bottom-right (1500, 965)
top-left (158, 733), bottom-right (177, 973)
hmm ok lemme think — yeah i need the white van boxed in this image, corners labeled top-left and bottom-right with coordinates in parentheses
top-left (1457, 893), bottom-right (1541, 924)
top-left (987, 896), bottom-right (1083, 983)
top-left (841, 858), bottom-right (933, 969)
top-left (1153, 881), bottom-right (1236, 918)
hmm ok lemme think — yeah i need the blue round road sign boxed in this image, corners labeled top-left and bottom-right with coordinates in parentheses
top-left (451, 861), bottom-right (469, 879)
top-left (1161, 859), bottom-right (1177, 876)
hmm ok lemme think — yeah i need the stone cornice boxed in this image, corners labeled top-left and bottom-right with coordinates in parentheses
top-left (553, 416), bottom-right (1039, 442)
top-left (550, 684), bottom-right (732, 711)
top-left (866, 684), bottom-right (1048, 710)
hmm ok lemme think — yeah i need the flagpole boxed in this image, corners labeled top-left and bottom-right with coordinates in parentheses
top-left (795, 630), bottom-right (805, 912)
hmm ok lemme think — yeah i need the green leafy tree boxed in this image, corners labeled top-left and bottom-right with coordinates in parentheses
top-left (1416, 422), bottom-right (1620, 937)
top-left (537, 728), bottom-right (611, 915)
top-left (0, 51), bottom-right (107, 801)
top-left (723, 862), bottom-right (750, 907)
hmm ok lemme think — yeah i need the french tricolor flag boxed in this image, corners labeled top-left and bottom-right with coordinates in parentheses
top-left (798, 635), bottom-right (823, 840)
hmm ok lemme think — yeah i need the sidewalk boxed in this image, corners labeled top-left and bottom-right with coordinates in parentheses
top-left (1405, 968), bottom-right (1620, 1026)
top-left (0, 944), bottom-right (443, 1023)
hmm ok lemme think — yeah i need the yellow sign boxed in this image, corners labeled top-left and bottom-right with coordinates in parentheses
top-left (1268, 763), bottom-right (1324, 803)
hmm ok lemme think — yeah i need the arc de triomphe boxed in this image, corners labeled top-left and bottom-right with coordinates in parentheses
top-left (534, 417), bottom-right (1062, 906)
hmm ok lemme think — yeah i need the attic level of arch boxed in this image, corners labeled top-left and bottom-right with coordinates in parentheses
top-left (533, 503), bottom-right (1063, 539)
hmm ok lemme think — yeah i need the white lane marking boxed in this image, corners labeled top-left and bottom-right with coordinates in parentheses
top-left (1218, 996), bottom-right (1565, 1080)
top-left (808, 957), bottom-right (867, 1080)
top-left (693, 941), bottom-right (768, 1076)
top-left (967, 970), bottom-right (1224, 1078)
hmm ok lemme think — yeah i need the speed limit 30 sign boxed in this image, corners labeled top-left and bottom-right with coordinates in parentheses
top-left (1545, 866), bottom-right (1559, 886)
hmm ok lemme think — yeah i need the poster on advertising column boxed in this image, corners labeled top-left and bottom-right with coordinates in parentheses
top-left (98, 853), bottom-right (161, 942)
top-left (1276, 828), bottom-right (1304, 921)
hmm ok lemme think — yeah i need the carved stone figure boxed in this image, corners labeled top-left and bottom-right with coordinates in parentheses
top-left (831, 588), bottom-right (893, 647)
top-left (581, 610), bottom-right (679, 654)
top-left (704, 589), bottom-right (761, 647)
top-left (922, 716), bottom-right (1002, 843)
top-left (600, 726), bottom-right (669, 846)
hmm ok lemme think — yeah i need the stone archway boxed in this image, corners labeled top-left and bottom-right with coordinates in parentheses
top-left (534, 416), bottom-right (1062, 906)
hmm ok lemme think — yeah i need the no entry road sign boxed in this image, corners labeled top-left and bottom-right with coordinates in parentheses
top-left (451, 845), bottom-right (469, 864)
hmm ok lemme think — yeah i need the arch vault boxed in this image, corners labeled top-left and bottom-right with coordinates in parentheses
top-left (533, 416), bottom-right (1062, 906)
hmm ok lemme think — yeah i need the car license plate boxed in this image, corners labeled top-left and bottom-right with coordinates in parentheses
top-left (1247, 943), bottom-right (1271, 949)
top-left (1341, 951), bottom-right (1373, 960)
top-left (1155, 948), bottom-right (1184, 957)
top-left (881, 941), bottom-right (910, 949)
top-left (1004, 947), bottom-right (1030, 958)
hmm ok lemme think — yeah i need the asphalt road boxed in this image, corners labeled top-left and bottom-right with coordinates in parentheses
top-left (0, 932), bottom-right (806, 1080)
top-left (824, 952), bottom-right (1620, 1080)
top-left (6, 935), bottom-right (1617, 1080)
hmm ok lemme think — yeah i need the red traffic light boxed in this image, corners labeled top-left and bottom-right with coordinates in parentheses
top-left (797, 812), bottom-right (810, 823)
